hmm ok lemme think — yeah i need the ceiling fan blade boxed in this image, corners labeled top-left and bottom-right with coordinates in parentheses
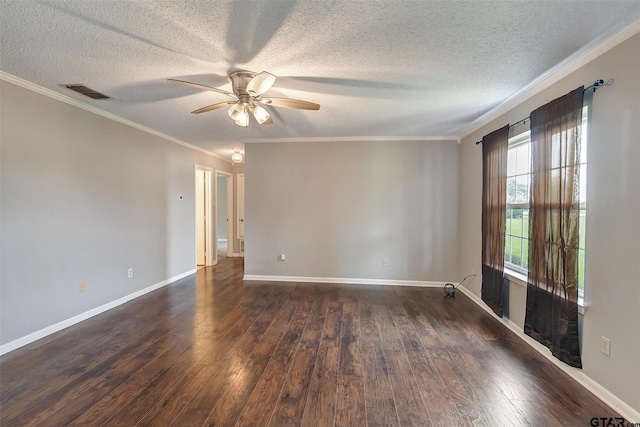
top-left (191, 101), bottom-right (236, 114)
top-left (263, 116), bottom-right (274, 125)
top-left (260, 97), bottom-right (320, 110)
top-left (168, 78), bottom-right (236, 98)
top-left (246, 71), bottom-right (276, 96)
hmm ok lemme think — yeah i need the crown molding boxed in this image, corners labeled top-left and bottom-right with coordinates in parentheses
top-left (242, 135), bottom-right (457, 144)
top-left (458, 17), bottom-right (640, 141)
top-left (0, 71), bottom-right (230, 163)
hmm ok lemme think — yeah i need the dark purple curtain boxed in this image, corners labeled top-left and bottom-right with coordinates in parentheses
top-left (481, 125), bottom-right (509, 317)
top-left (525, 87), bottom-right (584, 368)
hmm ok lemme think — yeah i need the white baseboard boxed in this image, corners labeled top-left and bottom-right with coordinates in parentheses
top-left (229, 253), bottom-right (244, 258)
top-left (458, 285), bottom-right (640, 423)
top-left (0, 269), bottom-right (197, 356)
top-left (217, 239), bottom-right (228, 243)
top-left (243, 274), bottom-right (451, 288)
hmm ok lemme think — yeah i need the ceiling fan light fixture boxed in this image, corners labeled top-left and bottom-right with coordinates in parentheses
top-left (228, 102), bottom-right (247, 121)
top-left (231, 151), bottom-right (244, 163)
top-left (249, 103), bottom-right (271, 125)
top-left (235, 114), bottom-right (249, 127)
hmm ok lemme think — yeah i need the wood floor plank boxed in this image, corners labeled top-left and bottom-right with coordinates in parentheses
top-left (509, 398), bottom-right (564, 426)
top-left (359, 302), bottom-right (400, 427)
top-left (337, 301), bottom-right (363, 377)
top-left (234, 299), bottom-right (315, 426)
top-left (335, 299), bottom-right (366, 427)
top-left (3, 332), bottom-right (180, 426)
top-left (191, 286), bottom-right (280, 365)
top-left (268, 299), bottom-right (329, 427)
top-left (67, 335), bottom-right (189, 426)
top-left (449, 349), bottom-right (532, 426)
top-left (321, 300), bottom-right (344, 347)
top-left (170, 289), bottom-right (298, 426)
top-left (374, 305), bottom-right (433, 426)
top-left (387, 295), bottom-right (475, 425)
top-left (135, 364), bottom-right (216, 426)
top-left (0, 259), bottom-right (624, 427)
top-left (0, 308), bottom-right (178, 406)
top-left (102, 355), bottom-right (204, 427)
top-left (201, 296), bottom-right (301, 426)
top-left (300, 345), bottom-right (340, 427)
top-left (335, 374), bottom-right (366, 427)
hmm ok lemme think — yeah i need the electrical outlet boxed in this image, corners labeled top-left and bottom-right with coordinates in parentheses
top-left (127, 268), bottom-right (133, 278)
top-left (383, 258), bottom-right (389, 266)
top-left (600, 336), bottom-right (611, 357)
top-left (79, 282), bottom-right (86, 293)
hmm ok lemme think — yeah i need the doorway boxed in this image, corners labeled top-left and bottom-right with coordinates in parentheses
top-left (195, 166), bottom-right (214, 267)
top-left (216, 171), bottom-right (233, 260)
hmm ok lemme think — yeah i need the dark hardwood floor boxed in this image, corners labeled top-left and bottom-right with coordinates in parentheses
top-left (1, 258), bottom-right (619, 426)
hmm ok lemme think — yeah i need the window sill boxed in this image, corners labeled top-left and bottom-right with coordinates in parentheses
top-left (504, 268), bottom-right (587, 315)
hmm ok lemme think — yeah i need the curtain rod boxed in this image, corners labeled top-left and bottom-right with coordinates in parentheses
top-left (474, 79), bottom-right (607, 145)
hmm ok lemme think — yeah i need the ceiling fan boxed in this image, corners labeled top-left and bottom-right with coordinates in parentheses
top-left (168, 70), bottom-right (320, 127)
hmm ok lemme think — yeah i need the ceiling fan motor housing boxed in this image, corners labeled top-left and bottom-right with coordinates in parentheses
top-left (230, 70), bottom-right (258, 97)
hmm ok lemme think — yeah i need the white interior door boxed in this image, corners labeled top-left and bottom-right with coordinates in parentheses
top-left (237, 173), bottom-right (245, 240)
top-left (216, 174), bottom-right (228, 260)
top-left (195, 169), bottom-right (206, 265)
top-left (216, 171), bottom-right (234, 258)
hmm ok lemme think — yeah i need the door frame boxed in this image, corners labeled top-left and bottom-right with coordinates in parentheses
top-left (195, 164), bottom-right (215, 266)
top-left (216, 170), bottom-right (234, 258)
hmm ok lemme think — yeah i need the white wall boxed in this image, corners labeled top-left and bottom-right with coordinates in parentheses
top-left (245, 140), bottom-right (459, 282)
top-left (0, 80), bottom-right (232, 346)
top-left (458, 32), bottom-right (640, 414)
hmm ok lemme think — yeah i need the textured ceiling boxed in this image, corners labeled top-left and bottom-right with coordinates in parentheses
top-left (2, 1), bottom-right (640, 160)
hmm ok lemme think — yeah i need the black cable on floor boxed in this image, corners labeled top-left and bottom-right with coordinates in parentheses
top-left (444, 274), bottom-right (477, 298)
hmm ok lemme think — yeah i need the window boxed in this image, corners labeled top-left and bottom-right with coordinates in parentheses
top-left (505, 106), bottom-right (589, 298)
top-left (505, 132), bottom-right (531, 275)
